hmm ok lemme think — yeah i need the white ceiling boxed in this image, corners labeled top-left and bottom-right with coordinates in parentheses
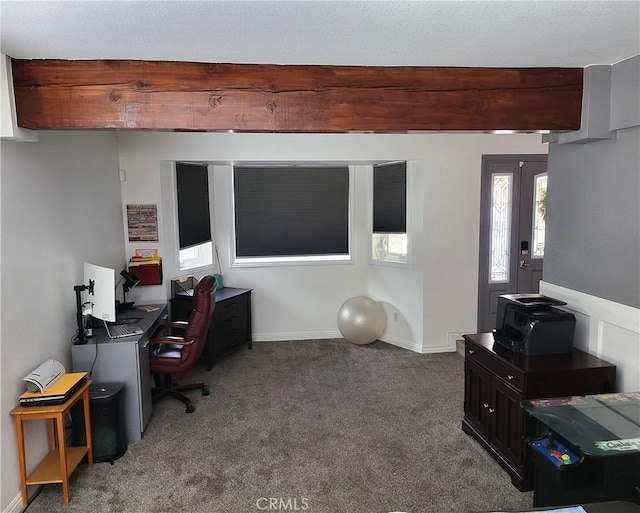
top-left (1, 1), bottom-right (638, 68)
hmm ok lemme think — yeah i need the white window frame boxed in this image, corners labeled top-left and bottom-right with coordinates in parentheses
top-left (174, 163), bottom-right (217, 275)
top-left (179, 240), bottom-right (214, 273)
top-left (370, 162), bottom-right (411, 268)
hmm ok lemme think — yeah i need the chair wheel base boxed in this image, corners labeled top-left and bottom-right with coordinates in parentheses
top-left (151, 375), bottom-right (209, 413)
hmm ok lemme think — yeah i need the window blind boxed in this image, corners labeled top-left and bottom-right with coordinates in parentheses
top-left (373, 162), bottom-right (407, 233)
top-left (176, 162), bottom-right (211, 249)
top-left (234, 166), bottom-right (349, 257)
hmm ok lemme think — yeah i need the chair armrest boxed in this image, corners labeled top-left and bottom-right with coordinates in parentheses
top-left (166, 321), bottom-right (189, 329)
top-left (154, 321), bottom-right (189, 331)
top-left (150, 320), bottom-right (188, 339)
top-left (148, 336), bottom-right (195, 346)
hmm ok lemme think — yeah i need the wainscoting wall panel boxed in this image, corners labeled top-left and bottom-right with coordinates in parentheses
top-left (540, 281), bottom-right (640, 392)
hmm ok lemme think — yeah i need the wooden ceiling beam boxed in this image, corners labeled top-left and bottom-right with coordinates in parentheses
top-left (11, 59), bottom-right (583, 132)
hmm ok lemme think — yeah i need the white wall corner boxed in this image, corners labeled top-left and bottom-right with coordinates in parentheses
top-left (557, 65), bottom-right (616, 145)
top-left (448, 331), bottom-right (473, 354)
top-left (1, 54), bottom-right (38, 142)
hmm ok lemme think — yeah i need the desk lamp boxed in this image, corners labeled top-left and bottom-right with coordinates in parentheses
top-left (116, 270), bottom-right (141, 313)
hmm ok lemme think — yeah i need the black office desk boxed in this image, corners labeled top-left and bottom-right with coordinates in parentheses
top-left (71, 303), bottom-right (168, 443)
top-left (522, 392), bottom-right (640, 507)
top-left (171, 286), bottom-right (252, 369)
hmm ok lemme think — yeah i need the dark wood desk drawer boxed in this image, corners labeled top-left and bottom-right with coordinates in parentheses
top-left (213, 300), bottom-right (245, 328)
top-left (170, 287), bottom-right (252, 370)
top-left (466, 340), bottom-right (524, 392)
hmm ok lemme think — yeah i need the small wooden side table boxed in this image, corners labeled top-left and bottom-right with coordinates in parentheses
top-left (10, 379), bottom-right (93, 506)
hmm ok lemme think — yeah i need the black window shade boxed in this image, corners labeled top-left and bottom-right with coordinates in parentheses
top-left (234, 166), bottom-right (349, 257)
top-left (373, 162), bottom-right (407, 233)
top-left (176, 162), bottom-right (211, 249)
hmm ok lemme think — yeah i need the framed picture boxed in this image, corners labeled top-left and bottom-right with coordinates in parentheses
top-left (127, 204), bottom-right (158, 242)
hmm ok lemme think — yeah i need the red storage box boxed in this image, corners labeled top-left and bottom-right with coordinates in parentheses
top-left (128, 261), bottom-right (163, 286)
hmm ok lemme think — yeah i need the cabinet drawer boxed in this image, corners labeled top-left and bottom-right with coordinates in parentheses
top-left (216, 296), bottom-right (247, 315)
top-left (216, 325), bottom-right (247, 348)
top-left (212, 307), bottom-right (246, 329)
top-left (465, 341), bottom-right (524, 393)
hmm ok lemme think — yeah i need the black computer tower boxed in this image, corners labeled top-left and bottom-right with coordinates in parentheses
top-left (72, 382), bottom-right (127, 463)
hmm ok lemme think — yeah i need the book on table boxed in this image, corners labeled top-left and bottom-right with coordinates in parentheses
top-left (19, 372), bottom-right (88, 406)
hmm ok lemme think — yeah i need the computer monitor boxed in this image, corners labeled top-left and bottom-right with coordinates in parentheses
top-left (83, 262), bottom-right (116, 322)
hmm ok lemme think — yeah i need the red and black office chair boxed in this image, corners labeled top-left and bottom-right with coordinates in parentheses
top-left (148, 275), bottom-right (216, 413)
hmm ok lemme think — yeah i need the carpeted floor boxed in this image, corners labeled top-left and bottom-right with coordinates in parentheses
top-left (24, 339), bottom-right (533, 513)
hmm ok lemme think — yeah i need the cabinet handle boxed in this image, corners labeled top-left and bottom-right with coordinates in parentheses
top-left (483, 403), bottom-right (489, 408)
top-left (488, 408), bottom-right (495, 414)
top-left (507, 374), bottom-right (514, 381)
top-left (468, 349), bottom-right (475, 355)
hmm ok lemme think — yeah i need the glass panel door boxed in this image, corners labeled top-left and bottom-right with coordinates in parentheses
top-left (532, 173), bottom-right (547, 258)
top-left (489, 173), bottom-right (513, 283)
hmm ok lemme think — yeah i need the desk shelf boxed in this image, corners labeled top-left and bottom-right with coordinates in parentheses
top-left (27, 447), bottom-right (88, 484)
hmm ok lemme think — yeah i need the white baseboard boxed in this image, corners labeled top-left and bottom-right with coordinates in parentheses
top-left (252, 330), bottom-right (422, 353)
top-left (252, 330), bottom-right (342, 342)
top-left (540, 281), bottom-right (640, 392)
top-left (421, 344), bottom-right (457, 354)
top-left (253, 331), bottom-right (470, 355)
top-left (410, 331), bottom-right (472, 355)
top-left (3, 491), bottom-right (25, 513)
top-left (379, 333), bottom-right (422, 353)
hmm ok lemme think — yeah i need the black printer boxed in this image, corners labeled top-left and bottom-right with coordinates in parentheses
top-left (493, 294), bottom-right (576, 355)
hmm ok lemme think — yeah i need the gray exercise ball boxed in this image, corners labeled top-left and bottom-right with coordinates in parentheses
top-left (337, 296), bottom-right (386, 345)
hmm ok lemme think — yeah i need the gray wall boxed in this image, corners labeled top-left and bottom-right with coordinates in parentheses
top-left (544, 56), bottom-right (640, 308)
top-left (1, 131), bottom-right (124, 511)
top-left (610, 55), bottom-right (640, 131)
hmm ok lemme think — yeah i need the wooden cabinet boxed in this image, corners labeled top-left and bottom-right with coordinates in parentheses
top-left (462, 333), bottom-right (616, 491)
top-left (171, 287), bottom-right (252, 370)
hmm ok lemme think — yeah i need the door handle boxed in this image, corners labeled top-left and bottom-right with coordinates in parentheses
top-left (519, 260), bottom-right (532, 268)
